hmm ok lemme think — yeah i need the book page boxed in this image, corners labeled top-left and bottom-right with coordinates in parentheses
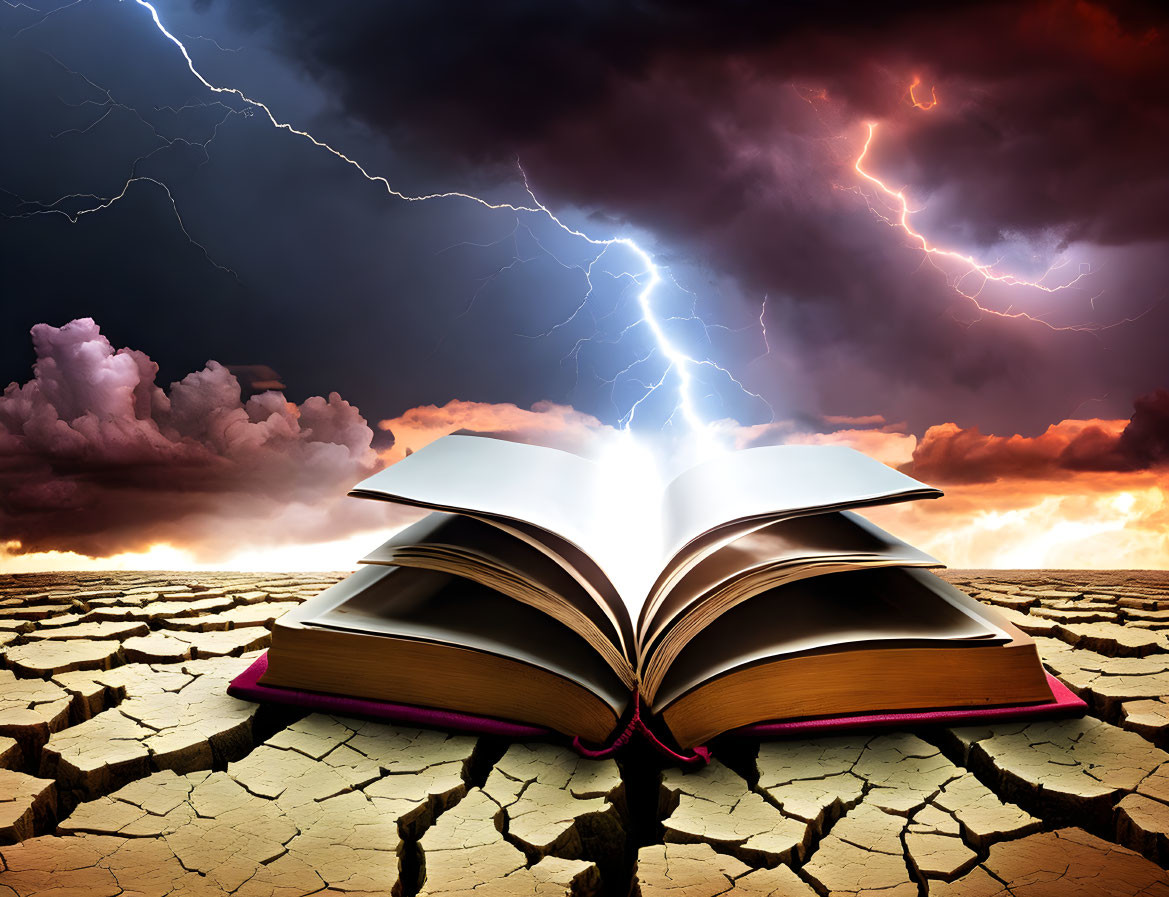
top-left (351, 435), bottom-right (607, 548)
top-left (640, 511), bottom-right (941, 650)
top-left (359, 512), bottom-right (634, 676)
top-left (349, 434), bottom-right (663, 610)
top-left (466, 515), bottom-right (634, 652)
top-left (661, 444), bottom-right (940, 564)
top-left (651, 567), bottom-right (1007, 710)
top-left (302, 563), bottom-right (631, 714)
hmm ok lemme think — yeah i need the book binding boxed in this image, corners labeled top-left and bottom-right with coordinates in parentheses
top-left (572, 693), bottom-right (712, 767)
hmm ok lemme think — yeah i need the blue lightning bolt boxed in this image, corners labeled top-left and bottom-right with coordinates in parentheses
top-left (4, 48), bottom-right (241, 277)
top-left (3, 0), bottom-right (772, 436)
top-left (116, 0), bottom-right (769, 435)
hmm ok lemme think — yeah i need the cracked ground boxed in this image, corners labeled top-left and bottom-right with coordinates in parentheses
top-left (0, 571), bottom-right (1168, 895)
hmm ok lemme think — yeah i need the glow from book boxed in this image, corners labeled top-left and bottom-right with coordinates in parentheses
top-left (591, 430), bottom-right (669, 596)
top-left (590, 426), bottom-right (741, 593)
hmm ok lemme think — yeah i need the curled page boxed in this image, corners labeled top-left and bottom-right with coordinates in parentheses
top-left (349, 435), bottom-right (942, 618)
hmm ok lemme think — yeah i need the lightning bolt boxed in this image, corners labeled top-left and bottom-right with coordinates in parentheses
top-left (181, 32), bottom-right (240, 54)
top-left (853, 118), bottom-right (1166, 334)
top-left (9, 0), bottom-right (84, 37)
top-left (138, 0), bottom-right (775, 435)
top-left (854, 121), bottom-right (1091, 299)
top-left (792, 75), bottom-right (1163, 336)
top-left (845, 83), bottom-right (1167, 334)
top-left (5, 0), bottom-right (772, 438)
top-left (756, 295), bottom-right (771, 359)
top-left (906, 76), bottom-right (938, 111)
top-left (3, 48), bottom-right (242, 277)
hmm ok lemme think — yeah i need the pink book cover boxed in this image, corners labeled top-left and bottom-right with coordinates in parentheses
top-left (229, 654), bottom-right (1084, 765)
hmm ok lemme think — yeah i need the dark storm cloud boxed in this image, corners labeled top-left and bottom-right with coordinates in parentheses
top-left (1072, 388), bottom-right (1169, 471)
top-left (243, 0), bottom-right (1169, 248)
top-left (4, 0), bottom-right (1167, 448)
top-left (231, 0), bottom-right (1169, 430)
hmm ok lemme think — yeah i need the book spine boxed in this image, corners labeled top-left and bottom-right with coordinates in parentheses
top-left (571, 693), bottom-right (711, 767)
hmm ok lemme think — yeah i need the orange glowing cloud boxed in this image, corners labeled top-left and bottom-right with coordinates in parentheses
top-left (718, 418), bottom-right (917, 468)
top-left (910, 389), bottom-right (1169, 482)
top-left (376, 399), bottom-right (614, 463)
top-left (909, 417), bottom-right (1129, 483)
top-left (862, 392), bottom-right (1169, 569)
top-left (722, 399), bottom-right (1168, 570)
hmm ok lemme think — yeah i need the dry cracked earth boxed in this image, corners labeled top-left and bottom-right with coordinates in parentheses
top-left (0, 571), bottom-right (1168, 896)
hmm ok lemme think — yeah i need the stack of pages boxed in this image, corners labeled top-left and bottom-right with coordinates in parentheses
top-left (231, 434), bottom-right (1082, 752)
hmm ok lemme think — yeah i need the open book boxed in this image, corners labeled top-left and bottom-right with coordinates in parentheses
top-left (241, 434), bottom-right (1079, 751)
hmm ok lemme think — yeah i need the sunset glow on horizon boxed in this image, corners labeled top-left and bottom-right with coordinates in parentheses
top-left (3, 398), bottom-right (1164, 575)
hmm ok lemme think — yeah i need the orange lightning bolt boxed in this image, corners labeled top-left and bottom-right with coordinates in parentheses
top-left (907, 76), bottom-right (938, 110)
top-left (842, 80), bottom-right (1149, 334)
top-left (853, 121), bottom-right (1089, 301)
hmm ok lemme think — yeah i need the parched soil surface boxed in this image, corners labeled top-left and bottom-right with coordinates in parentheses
top-left (1, 569), bottom-right (1168, 895)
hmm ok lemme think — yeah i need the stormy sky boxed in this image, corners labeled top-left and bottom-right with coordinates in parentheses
top-left (2, 0), bottom-right (1167, 568)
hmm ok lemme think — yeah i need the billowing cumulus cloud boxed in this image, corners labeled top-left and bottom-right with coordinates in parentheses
top-left (377, 399), bottom-right (614, 463)
top-left (0, 318), bottom-right (387, 559)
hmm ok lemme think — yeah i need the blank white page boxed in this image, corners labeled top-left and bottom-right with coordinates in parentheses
top-left (661, 444), bottom-right (940, 563)
top-left (349, 435), bottom-right (659, 601)
top-left (351, 435), bottom-right (603, 548)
